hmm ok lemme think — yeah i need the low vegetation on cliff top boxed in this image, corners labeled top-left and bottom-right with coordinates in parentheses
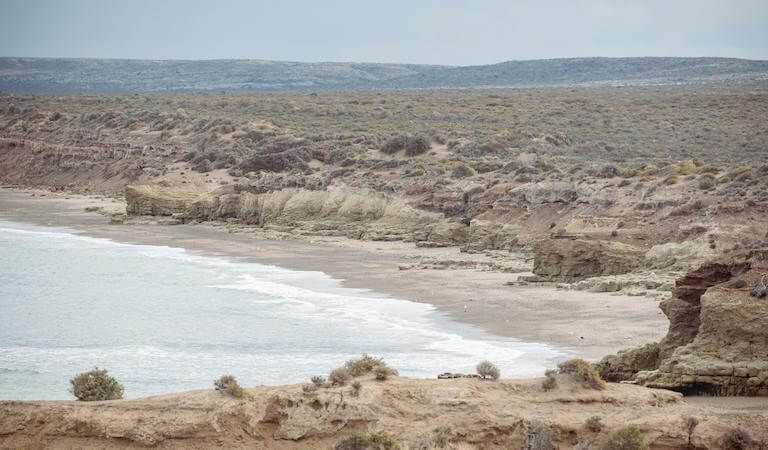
top-left (213, 374), bottom-right (245, 398)
top-left (69, 368), bottom-right (124, 401)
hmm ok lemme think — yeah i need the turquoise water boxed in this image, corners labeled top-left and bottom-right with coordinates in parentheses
top-left (0, 219), bottom-right (562, 400)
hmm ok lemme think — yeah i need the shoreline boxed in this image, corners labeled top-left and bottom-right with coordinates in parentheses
top-left (0, 188), bottom-right (668, 359)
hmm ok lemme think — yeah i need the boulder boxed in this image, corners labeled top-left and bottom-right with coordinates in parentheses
top-left (532, 238), bottom-right (643, 281)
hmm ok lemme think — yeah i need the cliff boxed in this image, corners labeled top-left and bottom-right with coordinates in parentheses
top-left (599, 249), bottom-right (768, 396)
top-left (2, 377), bottom-right (766, 449)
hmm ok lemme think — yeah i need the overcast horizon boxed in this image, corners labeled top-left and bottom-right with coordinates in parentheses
top-left (1, 0), bottom-right (767, 65)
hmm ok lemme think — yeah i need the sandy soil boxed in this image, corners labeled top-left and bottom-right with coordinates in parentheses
top-left (0, 188), bottom-right (668, 359)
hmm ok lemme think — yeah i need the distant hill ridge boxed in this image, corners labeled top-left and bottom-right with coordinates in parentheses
top-left (1, 56), bottom-right (766, 93)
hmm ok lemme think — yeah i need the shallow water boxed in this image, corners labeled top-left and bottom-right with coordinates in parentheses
top-left (0, 219), bottom-right (563, 400)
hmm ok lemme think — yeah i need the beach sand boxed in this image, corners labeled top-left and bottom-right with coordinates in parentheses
top-left (0, 188), bottom-right (668, 360)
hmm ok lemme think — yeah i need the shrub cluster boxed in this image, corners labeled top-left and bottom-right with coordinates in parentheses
top-left (69, 368), bottom-right (124, 401)
top-left (213, 374), bottom-right (245, 398)
top-left (557, 358), bottom-right (606, 390)
top-left (335, 431), bottom-right (400, 450)
top-left (476, 360), bottom-right (500, 380)
top-left (380, 134), bottom-right (430, 156)
top-left (598, 425), bottom-right (649, 450)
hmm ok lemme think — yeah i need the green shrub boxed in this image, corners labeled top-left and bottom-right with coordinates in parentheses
top-left (335, 431), bottom-right (400, 450)
top-left (598, 425), bottom-right (649, 450)
top-left (476, 360), bottom-right (500, 380)
top-left (213, 374), bottom-right (245, 398)
top-left (557, 358), bottom-right (606, 390)
top-left (69, 368), bottom-right (124, 401)
top-left (345, 353), bottom-right (386, 376)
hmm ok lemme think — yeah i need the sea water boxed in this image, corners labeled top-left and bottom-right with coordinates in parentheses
top-left (0, 219), bottom-right (563, 400)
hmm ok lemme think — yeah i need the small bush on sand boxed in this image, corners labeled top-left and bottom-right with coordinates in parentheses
top-left (214, 374), bottom-right (245, 398)
top-left (70, 368), bottom-right (124, 401)
top-left (557, 358), bottom-right (606, 390)
top-left (329, 367), bottom-right (352, 386)
top-left (586, 415), bottom-right (604, 432)
top-left (526, 419), bottom-right (554, 450)
top-left (404, 135), bottom-right (430, 156)
top-left (380, 134), bottom-right (429, 156)
top-left (311, 375), bottom-right (326, 386)
top-left (598, 425), bottom-right (649, 450)
top-left (698, 174), bottom-right (716, 190)
top-left (719, 427), bottom-right (755, 450)
top-left (335, 431), bottom-right (400, 450)
top-left (542, 369), bottom-right (557, 391)
top-left (476, 360), bottom-right (500, 380)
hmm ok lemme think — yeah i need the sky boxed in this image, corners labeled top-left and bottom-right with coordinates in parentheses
top-left (1, 0), bottom-right (767, 65)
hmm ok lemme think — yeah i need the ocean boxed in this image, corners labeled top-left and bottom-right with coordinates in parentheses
top-left (0, 219), bottom-right (562, 400)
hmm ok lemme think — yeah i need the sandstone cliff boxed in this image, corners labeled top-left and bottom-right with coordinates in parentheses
top-left (599, 249), bottom-right (768, 396)
top-left (2, 377), bottom-right (766, 449)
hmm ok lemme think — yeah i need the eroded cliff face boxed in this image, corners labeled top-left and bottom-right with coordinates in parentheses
top-left (2, 377), bottom-right (765, 449)
top-left (599, 250), bottom-right (768, 396)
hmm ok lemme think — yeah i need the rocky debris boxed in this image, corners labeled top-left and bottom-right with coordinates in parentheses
top-left (4, 376), bottom-right (762, 449)
top-left (599, 249), bottom-right (768, 395)
top-left (532, 238), bottom-right (644, 281)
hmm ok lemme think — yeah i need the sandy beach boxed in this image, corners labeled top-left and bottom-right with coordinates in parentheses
top-left (0, 188), bottom-right (668, 360)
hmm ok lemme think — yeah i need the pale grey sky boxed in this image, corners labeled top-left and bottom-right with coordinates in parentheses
top-left (1, 0), bottom-right (766, 65)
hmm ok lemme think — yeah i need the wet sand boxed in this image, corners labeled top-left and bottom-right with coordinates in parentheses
top-left (0, 188), bottom-right (668, 360)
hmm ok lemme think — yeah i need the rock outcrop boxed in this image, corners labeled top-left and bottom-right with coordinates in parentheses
top-left (532, 238), bottom-right (643, 281)
top-left (124, 185), bottom-right (201, 216)
top-left (599, 249), bottom-right (768, 396)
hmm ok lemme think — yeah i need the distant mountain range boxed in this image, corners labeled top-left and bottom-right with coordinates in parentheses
top-left (1, 56), bottom-right (766, 94)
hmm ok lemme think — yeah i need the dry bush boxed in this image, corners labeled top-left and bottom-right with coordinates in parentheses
top-left (404, 134), bottom-right (430, 156)
top-left (586, 415), bottom-right (604, 432)
top-left (598, 425), bottom-right (648, 450)
top-left (213, 374), bottom-right (245, 398)
top-left (719, 427), bottom-right (755, 450)
top-left (311, 375), bottom-right (326, 386)
top-left (557, 358), bottom-right (606, 390)
top-left (525, 419), bottom-right (554, 450)
top-left (329, 367), bottom-right (352, 386)
top-left (541, 371), bottom-right (557, 391)
top-left (476, 360), bottom-right (500, 380)
top-left (374, 365), bottom-right (398, 381)
top-left (69, 368), bottom-right (124, 401)
top-left (345, 354), bottom-right (399, 381)
top-left (334, 431), bottom-right (400, 450)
